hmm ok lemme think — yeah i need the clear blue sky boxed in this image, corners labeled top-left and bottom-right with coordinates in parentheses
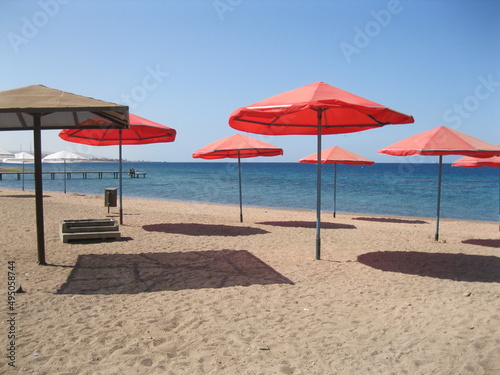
top-left (1, 0), bottom-right (499, 163)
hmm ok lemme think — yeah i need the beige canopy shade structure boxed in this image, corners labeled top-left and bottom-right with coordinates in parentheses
top-left (0, 85), bottom-right (129, 265)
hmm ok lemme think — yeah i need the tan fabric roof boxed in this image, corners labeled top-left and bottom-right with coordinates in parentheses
top-left (0, 85), bottom-right (129, 130)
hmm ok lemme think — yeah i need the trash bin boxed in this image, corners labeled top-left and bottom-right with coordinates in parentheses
top-left (104, 188), bottom-right (117, 208)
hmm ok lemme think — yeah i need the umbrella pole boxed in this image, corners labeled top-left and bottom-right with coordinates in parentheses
top-left (33, 113), bottom-right (46, 265)
top-left (119, 129), bottom-right (123, 225)
top-left (333, 163), bottom-right (337, 218)
top-left (22, 162), bottom-right (25, 191)
top-left (63, 159), bottom-right (67, 194)
top-left (498, 168), bottom-right (499, 232)
top-left (435, 155), bottom-right (443, 241)
top-left (316, 110), bottom-right (323, 260)
top-left (238, 153), bottom-right (243, 222)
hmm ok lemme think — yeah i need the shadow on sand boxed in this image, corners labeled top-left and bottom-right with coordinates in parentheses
top-left (352, 217), bottom-right (429, 224)
top-left (142, 223), bottom-right (270, 236)
top-left (357, 251), bottom-right (500, 283)
top-left (57, 250), bottom-right (294, 294)
top-left (0, 194), bottom-right (51, 198)
top-left (462, 239), bottom-right (500, 248)
top-left (256, 221), bottom-right (356, 229)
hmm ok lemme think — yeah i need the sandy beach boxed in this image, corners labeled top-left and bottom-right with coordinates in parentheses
top-left (1, 187), bottom-right (499, 374)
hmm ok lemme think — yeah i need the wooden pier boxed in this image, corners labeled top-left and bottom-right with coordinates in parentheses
top-left (0, 171), bottom-right (146, 180)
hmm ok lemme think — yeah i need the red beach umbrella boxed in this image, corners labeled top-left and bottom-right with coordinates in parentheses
top-left (379, 126), bottom-right (500, 240)
top-left (192, 133), bottom-right (283, 222)
top-left (452, 152), bottom-right (500, 168)
top-left (452, 148), bottom-right (500, 231)
top-left (59, 113), bottom-right (176, 145)
top-left (59, 113), bottom-right (176, 224)
top-left (229, 81), bottom-right (414, 259)
top-left (298, 146), bottom-right (374, 218)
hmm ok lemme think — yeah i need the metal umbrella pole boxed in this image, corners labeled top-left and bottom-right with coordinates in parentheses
top-left (315, 109), bottom-right (324, 260)
top-left (435, 155), bottom-right (443, 241)
top-left (63, 159), bottom-right (67, 193)
top-left (22, 161), bottom-right (26, 191)
top-left (333, 163), bottom-right (337, 218)
top-left (119, 129), bottom-right (124, 225)
top-left (238, 151), bottom-right (243, 223)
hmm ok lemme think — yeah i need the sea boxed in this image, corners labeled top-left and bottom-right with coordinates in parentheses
top-left (1, 162), bottom-right (498, 222)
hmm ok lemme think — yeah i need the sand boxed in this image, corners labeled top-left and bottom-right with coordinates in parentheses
top-left (1, 187), bottom-right (499, 375)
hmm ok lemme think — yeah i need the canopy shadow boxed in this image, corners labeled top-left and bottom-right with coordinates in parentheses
top-left (357, 251), bottom-right (500, 283)
top-left (352, 217), bottom-right (429, 224)
top-left (257, 221), bottom-right (356, 229)
top-left (142, 223), bottom-right (269, 236)
top-left (57, 250), bottom-right (293, 294)
top-left (462, 239), bottom-right (500, 248)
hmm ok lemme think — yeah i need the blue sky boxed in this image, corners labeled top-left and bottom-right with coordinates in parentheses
top-left (1, 0), bottom-right (499, 163)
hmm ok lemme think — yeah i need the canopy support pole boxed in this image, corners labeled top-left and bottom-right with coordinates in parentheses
top-left (498, 168), bottom-right (499, 232)
top-left (435, 155), bottom-right (443, 241)
top-left (33, 113), bottom-right (46, 265)
top-left (238, 153), bottom-right (243, 222)
top-left (119, 129), bottom-right (123, 225)
top-left (333, 163), bottom-right (337, 218)
top-left (315, 109), bottom-right (323, 260)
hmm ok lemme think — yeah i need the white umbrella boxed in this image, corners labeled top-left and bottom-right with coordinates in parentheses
top-left (0, 148), bottom-right (14, 160)
top-left (42, 151), bottom-right (87, 193)
top-left (3, 152), bottom-right (35, 191)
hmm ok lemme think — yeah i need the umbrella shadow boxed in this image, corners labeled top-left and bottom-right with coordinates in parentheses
top-left (56, 250), bottom-right (294, 294)
top-left (462, 239), bottom-right (500, 248)
top-left (357, 251), bottom-right (500, 283)
top-left (352, 217), bottom-right (429, 224)
top-left (257, 221), bottom-right (356, 229)
top-left (142, 223), bottom-right (270, 236)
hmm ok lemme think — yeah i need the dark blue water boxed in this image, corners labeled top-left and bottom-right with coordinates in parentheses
top-left (1, 162), bottom-right (498, 222)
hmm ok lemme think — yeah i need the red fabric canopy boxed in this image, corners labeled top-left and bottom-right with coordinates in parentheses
top-left (379, 126), bottom-right (500, 158)
top-left (229, 81), bottom-right (413, 260)
top-left (298, 146), bottom-right (374, 165)
top-left (59, 113), bottom-right (176, 145)
top-left (379, 127), bottom-right (500, 241)
top-left (452, 146), bottom-right (500, 168)
top-left (192, 134), bottom-right (283, 223)
top-left (229, 81), bottom-right (414, 135)
top-left (59, 113), bottom-right (176, 226)
top-left (192, 134), bottom-right (283, 159)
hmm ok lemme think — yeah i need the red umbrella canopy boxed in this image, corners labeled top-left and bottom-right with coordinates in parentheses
top-left (298, 146), bottom-right (374, 165)
top-left (59, 113), bottom-right (176, 145)
top-left (452, 146), bottom-right (500, 167)
top-left (192, 134), bottom-right (283, 159)
top-left (379, 126), bottom-right (500, 158)
top-left (229, 81), bottom-right (414, 135)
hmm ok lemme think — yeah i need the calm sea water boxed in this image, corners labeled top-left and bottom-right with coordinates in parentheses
top-left (1, 162), bottom-right (498, 222)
